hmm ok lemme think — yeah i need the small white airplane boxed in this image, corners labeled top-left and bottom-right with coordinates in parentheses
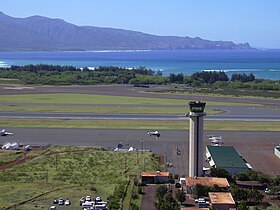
top-left (147, 130), bottom-right (160, 137)
top-left (208, 135), bottom-right (223, 144)
top-left (0, 129), bottom-right (13, 136)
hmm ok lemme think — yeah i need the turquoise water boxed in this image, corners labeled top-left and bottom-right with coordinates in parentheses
top-left (0, 50), bottom-right (280, 80)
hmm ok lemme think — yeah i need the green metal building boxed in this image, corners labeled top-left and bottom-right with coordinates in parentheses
top-left (206, 145), bottom-right (251, 175)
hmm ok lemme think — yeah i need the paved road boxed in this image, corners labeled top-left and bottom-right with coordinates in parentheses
top-left (0, 111), bottom-right (279, 121)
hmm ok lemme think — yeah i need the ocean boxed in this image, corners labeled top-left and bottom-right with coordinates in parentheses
top-left (0, 50), bottom-right (280, 80)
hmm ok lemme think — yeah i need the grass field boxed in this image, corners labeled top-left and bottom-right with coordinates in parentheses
top-left (0, 145), bottom-right (158, 209)
top-left (148, 88), bottom-right (280, 100)
top-left (0, 93), bottom-right (261, 106)
top-left (0, 150), bottom-right (23, 166)
top-left (1, 118), bottom-right (280, 131)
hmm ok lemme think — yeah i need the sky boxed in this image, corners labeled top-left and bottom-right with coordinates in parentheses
top-left (1, 0), bottom-right (280, 49)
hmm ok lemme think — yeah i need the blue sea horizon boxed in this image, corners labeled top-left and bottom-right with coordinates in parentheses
top-left (0, 50), bottom-right (280, 80)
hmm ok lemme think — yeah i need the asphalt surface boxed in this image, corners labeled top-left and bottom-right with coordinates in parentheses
top-left (0, 111), bottom-right (279, 121)
top-left (1, 128), bottom-right (279, 176)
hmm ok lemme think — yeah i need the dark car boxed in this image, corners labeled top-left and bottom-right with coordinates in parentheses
top-left (175, 183), bottom-right (181, 188)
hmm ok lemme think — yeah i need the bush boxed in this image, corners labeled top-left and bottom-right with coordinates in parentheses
top-left (138, 186), bottom-right (143, 194)
top-left (130, 203), bottom-right (139, 210)
top-left (90, 186), bottom-right (97, 191)
top-left (131, 192), bottom-right (138, 199)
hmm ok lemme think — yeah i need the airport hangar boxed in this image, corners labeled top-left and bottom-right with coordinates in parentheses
top-left (206, 145), bottom-right (251, 175)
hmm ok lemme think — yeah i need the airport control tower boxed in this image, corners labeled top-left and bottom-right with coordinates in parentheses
top-left (188, 101), bottom-right (206, 177)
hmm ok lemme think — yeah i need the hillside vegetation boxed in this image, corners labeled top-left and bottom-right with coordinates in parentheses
top-left (0, 145), bottom-right (158, 209)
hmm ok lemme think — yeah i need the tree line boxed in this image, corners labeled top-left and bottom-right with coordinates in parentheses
top-left (0, 64), bottom-right (279, 92)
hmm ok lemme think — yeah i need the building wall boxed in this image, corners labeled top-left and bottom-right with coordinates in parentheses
top-left (155, 176), bottom-right (169, 184)
top-left (211, 204), bottom-right (235, 210)
top-left (141, 176), bottom-right (169, 184)
top-left (142, 176), bottom-right (155, 184)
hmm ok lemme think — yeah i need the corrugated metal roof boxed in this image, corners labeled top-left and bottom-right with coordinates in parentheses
top-left (209, 192), bottom-right (235, 205)
top-left (207, 145), bottom-right (248, 169)
top-left (185, 177), bottom-right (230, 188)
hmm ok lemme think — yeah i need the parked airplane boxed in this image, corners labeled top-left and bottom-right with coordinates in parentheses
top-left (0, 129), bottom-right (13, 136)
top-left (147, 130), bottom-right (160, 137)
top-left (208, 135), bottom-right (223, 144)
top-left (208, 135), bottom-right (222, 141)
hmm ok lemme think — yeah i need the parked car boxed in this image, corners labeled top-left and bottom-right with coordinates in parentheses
top-left (195, 198), bottom-right (205, 203)
top-left (95, 196), bottom-right (102, 202)
top-left (58, 197), bottom-right (64, 205)
top-left (50, 206), bottom-right (56, 210)
top-left (65, 199), bottom-right (71, 205)
top-left (83, 207), bottom-right (94, 210)
top-left (85, 195), bottom-right (91, 201)
top-left (53, 199), bottom-right (58, 204)
top-left (175, 182), bottom-right (181, 188)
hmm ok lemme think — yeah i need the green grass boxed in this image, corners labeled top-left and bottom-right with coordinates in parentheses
top-left (0, 145), bottom-right (158, 209)
top-left (0, 93), bottom-right (260, 106)
top-left (148, 88), bottom-right (280, 100)
top-left (0, 105), bottom-right (221, 115)
top-left (0, 150), bottom-right (23, 166)
top-left (0, 118), bottom-right (279, 131)
top-left (0, 78), bottom-right (22, 85)
top-left (122, 180), bottom-right (143, 210)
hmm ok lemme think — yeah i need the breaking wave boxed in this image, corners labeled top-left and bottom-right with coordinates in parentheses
top-left (0, 61), bottom-right (9, 68)
top-left (204, 69), bottom-right (261, 73)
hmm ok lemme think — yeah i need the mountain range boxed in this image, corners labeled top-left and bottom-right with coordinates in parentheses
top-left (0, 11), bottom-right (253, 51)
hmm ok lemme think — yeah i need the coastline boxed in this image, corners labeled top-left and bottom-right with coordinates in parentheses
top-left (0, 50), bottom-right (280, 80)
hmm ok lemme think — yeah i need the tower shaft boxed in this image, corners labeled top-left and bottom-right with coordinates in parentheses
top-left (189, 114), bottom-right (204, 177)
top-left (187, 101), bottom-right (206, 178)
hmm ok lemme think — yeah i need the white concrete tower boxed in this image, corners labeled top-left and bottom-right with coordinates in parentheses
top-left (188, 101), bottom-right (206, 177)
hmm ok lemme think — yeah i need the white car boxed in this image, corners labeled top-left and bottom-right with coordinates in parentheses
top-left (65, 199), bottom-right (71, 205)
top-left (195, 198), bottom-right (205, 203)
top-left (85, 195), bottom-right (91, 201)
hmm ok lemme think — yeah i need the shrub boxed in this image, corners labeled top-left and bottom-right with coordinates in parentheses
top-left (90, 186), bottom-right (97, 192)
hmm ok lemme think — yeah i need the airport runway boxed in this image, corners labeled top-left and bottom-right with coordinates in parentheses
top-left (1, 84), bottom-right (279, 106)
top-left (1, 128), bottom-right (280, 176)
top-left (0, 111), bottom-right (279, 121)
